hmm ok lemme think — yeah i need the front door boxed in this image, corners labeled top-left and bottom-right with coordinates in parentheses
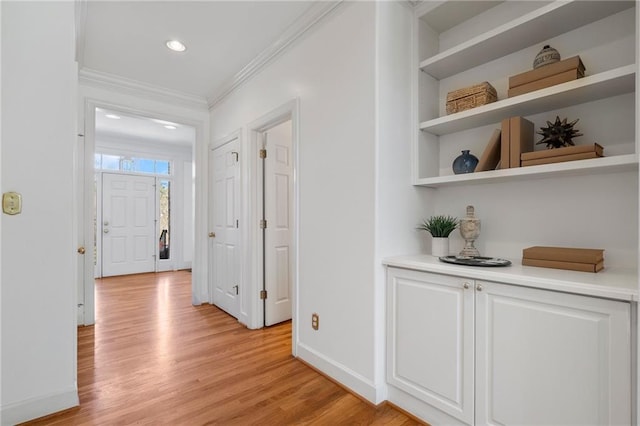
top-left (102, 173), bottom-right (156, 277)
top-left (210, 139), bottom-right (241, 318)
top-left (263, 120), bottom-right (293, 326)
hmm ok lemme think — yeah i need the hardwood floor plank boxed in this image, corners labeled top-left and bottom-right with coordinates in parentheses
top-left (22, 271), bottom-right (422, 425)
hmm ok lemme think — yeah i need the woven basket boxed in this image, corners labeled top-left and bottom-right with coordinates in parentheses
top-left (446, 82), bottom-right (497, 114)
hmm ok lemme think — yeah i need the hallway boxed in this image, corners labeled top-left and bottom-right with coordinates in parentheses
top-left (25, 271), bottom-right (419, 425)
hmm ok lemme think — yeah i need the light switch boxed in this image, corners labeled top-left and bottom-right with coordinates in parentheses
top-left (3, 192), bottom-right (22, 215)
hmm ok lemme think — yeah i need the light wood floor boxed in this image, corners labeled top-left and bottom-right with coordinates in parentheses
top-left (24, 271), bottom-right (421, 425)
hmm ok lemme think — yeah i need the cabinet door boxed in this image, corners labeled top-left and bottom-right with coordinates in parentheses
top-left (387, 268), bottom-right (474, 424)
top-left (475, 281), bottom-right (631, 425)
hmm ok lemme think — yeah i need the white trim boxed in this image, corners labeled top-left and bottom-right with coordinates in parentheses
top-left (207, 2), bottom-right (342, 109)
top-left (79, 68), bottom-right (208, 111)
top-left (297, 343), bottom-right (384, 404)
top-left (245, 100), bottom-right (299, 356)
top-left (74, 0), bottom-right (87, 65)
top-left (0, 386), bottom-right (79, 426)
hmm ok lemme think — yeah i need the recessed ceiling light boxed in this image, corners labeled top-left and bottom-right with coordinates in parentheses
top-left (164, 125), bottom-right (177, 130)
top-left (166, 40), bottom-right (187, 52)
top-left (105, 114), bottom-right (121, 120)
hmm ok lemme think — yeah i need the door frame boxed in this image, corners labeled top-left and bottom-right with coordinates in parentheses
top-left (79, 98), bottom-right (202, 325)
top-left (245, 99), bottom-right (299, 352)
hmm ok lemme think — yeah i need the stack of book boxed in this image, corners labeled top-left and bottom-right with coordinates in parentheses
top-left (520, 143), bottom-right (604, 167)
top-left (522, 246), bottom-right (604, 273)
top-left (508, 56), bottom-right (585, 98)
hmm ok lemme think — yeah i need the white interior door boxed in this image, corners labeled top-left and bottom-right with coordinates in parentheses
top-left (264, 120), bottom-right (293, 326)
top-left (210, 139), bottom-right (241, 318)
top-left (102, 173), bottom-right (156, 277)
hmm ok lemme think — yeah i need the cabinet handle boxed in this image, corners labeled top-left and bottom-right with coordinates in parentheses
top-left (463, 282), bottom-right (470, 289)
top-left (476, 284), bottom-right (483, 291)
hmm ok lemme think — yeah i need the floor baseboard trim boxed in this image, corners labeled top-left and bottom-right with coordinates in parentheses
top-left (0, 386), bottom-right (78, 425)
top-left (296, 343), bottom-right (384, 404)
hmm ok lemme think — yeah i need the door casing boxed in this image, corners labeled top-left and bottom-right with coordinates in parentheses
top-left (246, 99), bottom-right (299, 353)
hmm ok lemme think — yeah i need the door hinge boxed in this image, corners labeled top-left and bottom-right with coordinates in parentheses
top-left (260, 219), bottom-right (267, 229)
top-left (260, 290), bottom-right (267, 300)
top-left (259, 149), bottom-right (267, 159)
top-left (236, 219), bottom-right (239, 228)
top-left (233, 285), bottom-right (239, 295)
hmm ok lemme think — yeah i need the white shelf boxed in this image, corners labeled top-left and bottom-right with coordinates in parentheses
top-left (414, 154), bottom-right (638, 188)
top-left (383, 255), bottom-right (638, 302)
top-left (419, 65), bottom-right (636, 136)
top-left (419, 0), bottom-right (634, 80)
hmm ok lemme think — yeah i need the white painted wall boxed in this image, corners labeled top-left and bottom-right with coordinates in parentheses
top-left (374, 1), bottom-right (434, 401)
top-left (210, 2), bottom-right (429, 403)
top-left (1, 2), bottom-right (79, 424)
top-left (79, 82), bottom-right (209, 305)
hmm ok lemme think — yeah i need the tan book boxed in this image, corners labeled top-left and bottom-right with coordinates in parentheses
top-left (523, 246), bottom-right (604, 264)
top-left (508, 69), bottom-right (584, 98)
top-left (509, 116), bottom-right (534, 168)
top-left (521, 151), bottom-right (602, 167)
top-left (500, 118), bottom-right (510, 169)
top-left (476, 129), bottom-right (501, 172)
top-left (521, 143), bottom-right (604, 161)
top-left (522, 258), bottom-right (604, 273)
top-left (509, 56), bottom-right (585, 88)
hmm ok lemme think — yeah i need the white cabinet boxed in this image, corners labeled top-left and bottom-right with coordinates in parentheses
top-left (413, 0), bottom-right (638, 187)
top-left (386, 266), bottom-right (633, 425)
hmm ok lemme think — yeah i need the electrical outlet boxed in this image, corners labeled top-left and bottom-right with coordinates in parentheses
top-left (311, 313), bottom-right (319, 330)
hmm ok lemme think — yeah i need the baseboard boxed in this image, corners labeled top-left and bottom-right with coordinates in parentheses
top-left (0, 386), bottom-right (78, 426)
top-left (296, 343), bottom-right (385, 404)
top-left (387, 386), bottom-right (463, 426)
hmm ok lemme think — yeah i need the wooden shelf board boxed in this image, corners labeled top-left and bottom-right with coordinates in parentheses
top-left (419, 0), bottom-right (634, 80)
top-left (414, 154), bottom-right (638, 188)
top-left (419, 66), bottom-right (636, 136)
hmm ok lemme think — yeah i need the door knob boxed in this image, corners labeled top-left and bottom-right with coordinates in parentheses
top-left (77, 246), bottom-right (86, 254)
top-left (463, 282), bottom-right (470, 289)
top-left (103, 221), bottom-right (109, 226)
top-left (104, 229), bottom-right (109, 234)
top-left (476, 284), bottom-right (483, 291)
top-left (209, 232), bottom-right (216, 238)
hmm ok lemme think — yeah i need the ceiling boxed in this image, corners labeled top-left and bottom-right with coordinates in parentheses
top-left (81, 1), bottom-right (318, 146)
top-left (95, 107), bottom-right (196, 147)
top-left (80, 1), bottom-right (316, 102)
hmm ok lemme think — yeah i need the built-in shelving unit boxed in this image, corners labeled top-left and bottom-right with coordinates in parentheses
top-left (413, 0), bottom-right (638, 185)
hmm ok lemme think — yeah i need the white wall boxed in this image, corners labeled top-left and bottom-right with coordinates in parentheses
top-left (79, 83), bottom-right (209, 304)
top-left (1, 2), bottom-right (79, 424)
top-left (210, 2), bottom-right (380, 400)
top-left (374, 1), bottom-right (434, 400)
top-left (210, 2), bottom-right (429, 403)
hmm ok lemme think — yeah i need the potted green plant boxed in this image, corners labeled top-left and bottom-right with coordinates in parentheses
top-left (418, 215), bottom-right (458, 257)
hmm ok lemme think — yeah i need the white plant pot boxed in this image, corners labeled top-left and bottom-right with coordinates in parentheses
top-left (431, 237), bottom-right (449, 257)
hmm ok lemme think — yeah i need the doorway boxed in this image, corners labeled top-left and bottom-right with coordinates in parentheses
top-left (261, 120), bottom-right (294, 327)
top-left (78, 103), bottom-right (197, 325)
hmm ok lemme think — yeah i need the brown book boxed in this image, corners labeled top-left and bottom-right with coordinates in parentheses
top-left (508, 69), bottom-right (584, 97)
top-left (509, 117), bottom-right (534, 168)
top-left (523, 246), bottom-right (604, 264)
top-left (500, 118), bottom-right (510, 169)
top-left (522, 258), bottom-right (604, 273)
top-left (521, 151), bottom-right (602, 167)
top-left (509, 56), bottom-right (585, 88)
top-left (521, 143), bottom-right (604, 161)
top-left (476, 129), bottom-right (501, 172)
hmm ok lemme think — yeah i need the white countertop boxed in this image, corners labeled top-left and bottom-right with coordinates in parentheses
top-left (383, 255), bottom-right (639, 302)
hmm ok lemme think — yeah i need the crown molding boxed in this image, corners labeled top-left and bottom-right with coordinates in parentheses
top-left (74, 0), bottom-right (87, 66)
top-left (79, 68), bottom-right (209, 110)
top-left (207, 1), bottom-right (343, 109)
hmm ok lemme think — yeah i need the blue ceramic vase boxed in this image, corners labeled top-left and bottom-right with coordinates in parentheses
top-left (452, 150), bottom-right (478, 174)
